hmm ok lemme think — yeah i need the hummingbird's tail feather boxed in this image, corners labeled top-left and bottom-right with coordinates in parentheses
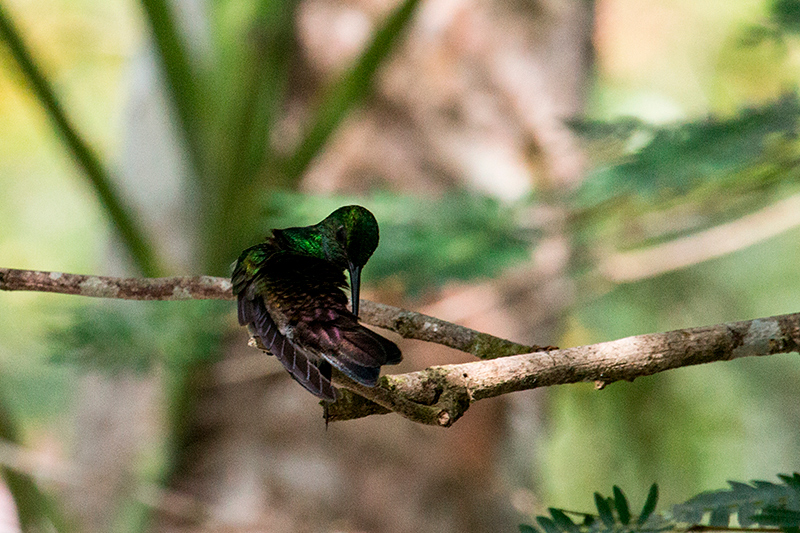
top-left (239, 296), bottom-right (338, 402)
top-left (298, 312), bottom-right (402, 387)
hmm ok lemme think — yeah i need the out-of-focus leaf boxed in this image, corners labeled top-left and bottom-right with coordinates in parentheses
top-left (771, 0), bottom-right (800, 34)
top-left (50, 301), bottom-right (227, 374)
top-left (549, 509), bottom-right (580, 533)
top-left (638, 484), bottom-right (659, 525)
top-left (573, 93), bottom-right (800, 209)
top-left (613, 486), bottom-right (631, 525)
top-left (0, 2), bottom-right (163, 277)
top-left (595, 493), bottom-right (615, 529)
top-left (571, 94), bottom-right (800, 261)
top-left (50, 304), bottom-right (158, 374)
top-left (203, 0), bottom-right (302, 272)
top-left (752, 507), bottom-right (800, 527)
top-left (708, 507), bottom-right (730, 527)
top-left (0, 383), bottom-right (71, 532)
top-left (139, 0), bottom-right (208, 182)
top-left (673, 476), bottom-right (800, 527)
top-left (536, 516), bottom-right (563, 533)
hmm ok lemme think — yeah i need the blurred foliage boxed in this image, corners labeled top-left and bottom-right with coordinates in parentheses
top-left (0, 1), bottom-right (163, 276)
top-left (522, 475), bottom-right (800, 533)
top-left (771, 0), bottom-right (800, 33)
top-left (49, 300), bottom-right (228, 374)
top-left (741, 0), bottom-right (800, 45)
top-left (3, 0), bottom-right (800, 531)
top-left (520, 485), bottom-right (664, 533)
top-left (673, 474), bottom-right (800, 527)
top-left (0, 0), bottom-right (422, 528)
top-left (0, 380), bottom-right (72, 532)
top-left (533, 6), bottom-right (800, 509)
top-left (248, 94), bottom-right (800, 298)
top-left (198, 0), bottom-right (421, 272)
top-left (261, 91), bottom-right (800, 293)
top-left (570, 94), bottom-right (800, 268)
top-left (572, 93), bottom-right (800, 210)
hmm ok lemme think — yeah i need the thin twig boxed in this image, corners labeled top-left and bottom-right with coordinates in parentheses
top-left (0, 268), bottom-right (544, 357)
top-left (2, 268), bottom-right (799, 427)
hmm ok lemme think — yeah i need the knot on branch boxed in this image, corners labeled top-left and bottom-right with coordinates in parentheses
top-left (391, 312), bottom-right (417, 338)
top-left (325, 366), bottom-right (473, 426)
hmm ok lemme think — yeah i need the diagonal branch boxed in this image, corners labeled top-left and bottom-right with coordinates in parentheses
top-left (3, 267), bottom-right (799, 427)
top-left (328, 312), bottom-right (800, 425)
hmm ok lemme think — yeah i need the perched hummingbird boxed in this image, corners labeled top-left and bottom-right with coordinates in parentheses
top-left (232, 205), bottom-right (402, 401)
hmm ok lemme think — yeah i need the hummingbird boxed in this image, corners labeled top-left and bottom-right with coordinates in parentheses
top-left (232, 205), bottom-right (402, 401)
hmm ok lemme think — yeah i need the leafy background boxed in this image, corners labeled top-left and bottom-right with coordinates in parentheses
top-left (1, 0), bottom-right (800, 531)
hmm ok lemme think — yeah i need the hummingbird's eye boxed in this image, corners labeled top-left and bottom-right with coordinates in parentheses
top-left (335, 226), bottom-right (346, 244)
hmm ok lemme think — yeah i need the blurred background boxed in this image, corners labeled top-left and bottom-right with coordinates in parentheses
top-left (1, 0), bottom-right (800, 531)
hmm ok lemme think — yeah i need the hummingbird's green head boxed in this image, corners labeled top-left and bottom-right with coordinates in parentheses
top-left (274, 205), bottom-right (379, 315)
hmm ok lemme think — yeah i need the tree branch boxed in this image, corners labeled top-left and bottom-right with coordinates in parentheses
top-left (0, 268), bottom-right (540, 357)
top-left (3, 268), bottom-right (799, 427)
top-left (329, 312), bottom-right (800, 425)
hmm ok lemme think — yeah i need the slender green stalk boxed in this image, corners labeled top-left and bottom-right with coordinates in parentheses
top-left (139, 0), bottom-right (208, 185)
top-left (281, 0), bottom-right (421, 181)
top-left (0, 2), bottom-right (163, 277)
top-left (203, 0), bottom-right (299, 272)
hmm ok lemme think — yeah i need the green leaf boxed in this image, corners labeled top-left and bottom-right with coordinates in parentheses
top-left (50, 304), bottom-right (158, 374)
top-left (519, 525), bottom-right (538, 533)
top-left (536, 516), bottom-right (563, 533)
top-left (752, 507), bottom-right (800, 527)
top-left (613, 486), bottom-right (631, 525)
top-left (770, 0), bottom-right (800, 33)
top-left (0, 381), bottom-right (71, 532)
top-left (203, 0), bottom-right (303, 272)
top-left (574, 93), bottom-right (800, 209)
top-left (262, 191), bottom-right (534, 294)
top-left (638, 484), bottom-right (659, 525)
top-left (708, 507), bottom-right (730, 527)
top-left (50, 301), bottom-right (226, 374)
top-left (549, 509), bottom-right (580, 533)
top-left (595, 492), bottom-right (615, 529)
top-left (673, 475), bottom-right (800, 526)
top-left (779, 473), bottom-right (800, 490)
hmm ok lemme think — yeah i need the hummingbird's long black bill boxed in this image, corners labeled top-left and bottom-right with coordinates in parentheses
top-left (349, 263), bottom-right (361, 317)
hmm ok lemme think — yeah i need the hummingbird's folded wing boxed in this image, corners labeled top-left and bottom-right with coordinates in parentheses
top-left (239, 295), bottom-right (338, 402)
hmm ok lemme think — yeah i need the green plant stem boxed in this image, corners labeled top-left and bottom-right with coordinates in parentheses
top-left (0, 2), bottom-right (163, 277)
top-left (139, 0), bottom-right (207, 183)
top-left (280, 0), bottom-right (421, 181)
top-left (203, 0), bottom-right (299, 273)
